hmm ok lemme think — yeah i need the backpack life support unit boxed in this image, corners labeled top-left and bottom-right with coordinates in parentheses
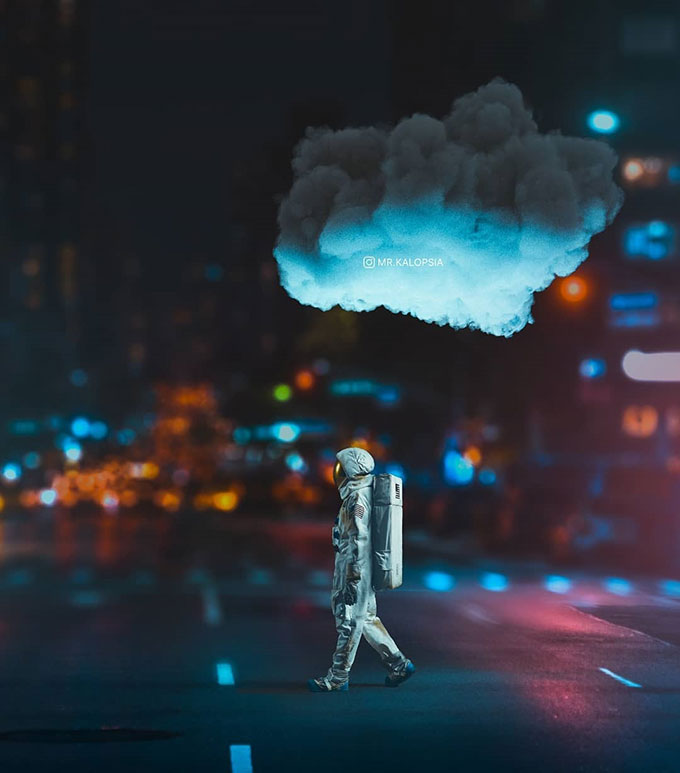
top-left (371, 473), bottom-right (403, 590)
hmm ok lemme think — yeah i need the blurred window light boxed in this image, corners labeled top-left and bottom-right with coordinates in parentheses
top-left (23, 452), bottom-right (41, 469)
top-left (204, 263), bottom-right (223, 282)
top-left (604, 577), bottom-right (632, 596)
top-left (478, 468), bottom-right (497, 485)
top-left (330, 379), bottom-right (376, 396)
top-left (621, 404), bottom-right (658, 437)
top-left (623, 221), bottom-right (677, 260)
top-left (610, 292), bottom-right (658, 311)
top-left (10, 419), bottom-right (39, 435)
top-left (587, 109), bottom-right (620, 134)
top-left (443, 450), bottom-right (474, 486)
top-left (544, 575), bottom-right (572, 594)
top-left (312, 358), bottom-right (330, 375)
top-left (2, 462), bottom-right (21, 482)
top-left (40, 489), bottom-right (57, 506)
top-left (668, 165), bottom-right (680, 184)
top-left (233, 427), bottom-right (251, 444)
top-left (271, 422), bottom-right (301, 443)
top-left (69, 368), bottom-right (88, 387)
top-left (273, 383), bottom-right (292, 402)
top-left (376, 385), bottom-right (401, 405)
top-left (622, 350), bottom-right (680, 382)
top-left (579, 358), bottom-right (607, 379)
top-left (70, 416), bottom-right (90, 438)
top-left (559, 276), bottom-right (588, 303)
top-left (117, 428), bottom-right (136, 445)
top-left (424, 571), bottom-right (455, 592)
top-left (90, 421), bottom-right (108, 439)
top-left (480, 572), bottom-right (508, 592)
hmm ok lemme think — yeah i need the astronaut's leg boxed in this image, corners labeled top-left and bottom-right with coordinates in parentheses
top-left (323, 579), bottom-right (372, 686)
top-left (361, 589), bottom-right (409, 672)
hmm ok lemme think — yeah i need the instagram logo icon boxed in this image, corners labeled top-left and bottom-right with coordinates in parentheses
top-left (363, 255), bottom-right (376, 269)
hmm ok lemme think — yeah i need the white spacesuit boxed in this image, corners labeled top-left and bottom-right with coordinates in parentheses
top-left (308, 447), bottom-right (415, 692)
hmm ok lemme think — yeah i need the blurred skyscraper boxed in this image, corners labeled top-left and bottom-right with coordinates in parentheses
top-left (0, 0), bottom-right (89, 415)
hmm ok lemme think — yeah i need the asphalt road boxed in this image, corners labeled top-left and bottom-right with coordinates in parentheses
top-left (2, 520), bottom-right (680, 771)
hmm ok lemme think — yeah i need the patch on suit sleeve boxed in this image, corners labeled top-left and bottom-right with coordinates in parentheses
top-left (353, 503), bottom-right (365, 519)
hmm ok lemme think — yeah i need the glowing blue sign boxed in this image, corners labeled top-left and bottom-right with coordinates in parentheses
top-left (609, 292), bottom-right (661, 329)
top-left (330, 380), bottom-right (376, 396)
top-left (610, 292), bottom-right (658, 310)
top-left (587, 110), bottom-right (620, 134)
top-left (623, 221), bottom-right (676, 260)
top-left (610, 310), bottom-right (660, 328)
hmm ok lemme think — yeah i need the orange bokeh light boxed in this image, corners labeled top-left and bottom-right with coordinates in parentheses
top-left (213, 491), bottom-right (238, 512)
top-left (463, 445), bottom-right (482, 466)
top-left (295, 369), bottom-right (315, 390)
top-left (559, 276), bottom-right (588, 303)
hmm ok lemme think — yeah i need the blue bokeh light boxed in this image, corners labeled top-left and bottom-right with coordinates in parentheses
top-left (443, 450), bottom-right (474, 486)
top-left (90, 421), bottom-right (108, 440)
top-left (271, 422), bottom-right (301, 443)
top-left (71, 417), bottom-right (90, 438)
top-left (40, 489), bottom-right (57, 506)
top-left (69, 369), bottom-right (88, 387)
top-left (604, 577), bottom-right (632, 596)
top-left (2, 462), bottom-right (21, 482)
top-left (285, 452), bottom-right (307, 473)
top-left (579, 358), bottom-right (607, 379)
top-left (23, 452), bottom-right (41, 469)
top-left (424, 571), bottom-right (456, 592)
top-left (480, 572), bottom-right (509, 592)
top-left (587, 109), bottom-right (620, 134)
top-left (478, 468), bottom-right (497, 485)
top-left (544, 575), bottom-right (572, 594)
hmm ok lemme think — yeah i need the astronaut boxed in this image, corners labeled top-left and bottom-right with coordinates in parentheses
top-left (308, 447), bottom-right (415, 692)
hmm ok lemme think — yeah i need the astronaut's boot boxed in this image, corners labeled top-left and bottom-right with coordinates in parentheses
top-left (307, 676), bottom-right (349, 692)
top-left (384, 659), bottom-right (415, 687)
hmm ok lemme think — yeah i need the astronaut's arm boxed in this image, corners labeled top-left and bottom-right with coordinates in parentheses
top-left (345, 494), bottom-right (370, 587)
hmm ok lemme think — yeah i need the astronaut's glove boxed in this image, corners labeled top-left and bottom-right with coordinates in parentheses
top-left (342, 582), bottom-right (358, 606)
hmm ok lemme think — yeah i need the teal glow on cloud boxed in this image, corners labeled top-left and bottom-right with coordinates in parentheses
top-left (274, 80), bottom-right (623, 337)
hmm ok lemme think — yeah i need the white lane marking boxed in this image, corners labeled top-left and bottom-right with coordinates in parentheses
top-left (202, 584), bottom-right (223, 626)
top-left (230, 744), bottom-right (253, 773)
top-left (217, 662), bottom-right (235, 685)
top-left (598, 667), bottom-right (642, 688)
